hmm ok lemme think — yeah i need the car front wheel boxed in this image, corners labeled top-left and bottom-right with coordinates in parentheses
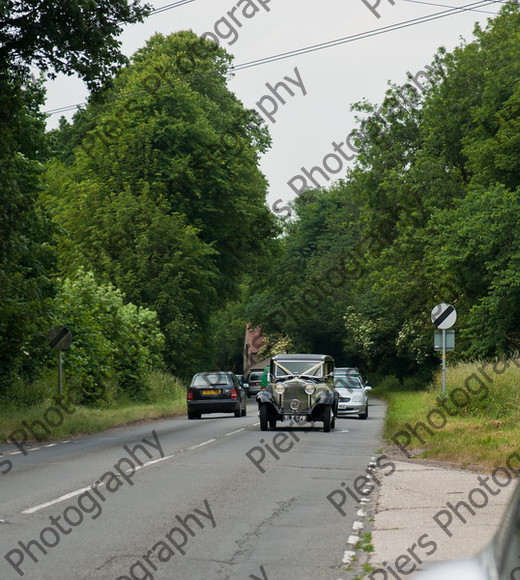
top-left (259, 404), bottom-right (268, 431)
top-left (323, 405), bottom-right (332, 432)
top-left (359, 406), bottom-right (368, 420)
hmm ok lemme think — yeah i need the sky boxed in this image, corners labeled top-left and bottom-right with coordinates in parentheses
top-left (42, 0), bottom-right (503, 209)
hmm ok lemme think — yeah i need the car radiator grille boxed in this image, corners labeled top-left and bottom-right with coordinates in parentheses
top-left (280, 383), bottom-right (310, 412)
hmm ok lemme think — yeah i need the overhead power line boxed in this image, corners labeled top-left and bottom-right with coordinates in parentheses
top-left (149, 1), bottom-right (197, 16)
top-left (231, 0), bottom-right (500, 71)
top-left (43, 0), bottom-right (503, 116)
top-left (402, 0), bottom-right (500, 14)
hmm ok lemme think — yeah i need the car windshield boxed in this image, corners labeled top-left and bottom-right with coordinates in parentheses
top-left (335, 376), bottom-right (363, 389)
top-left (335, 368), bottom-right (360, 376)
top-left (192, 373), bottom-right (230, 387)
top-left (249, 372), bottom-right (262, 381)
top-left (274, 360), bottom-right (324, 378)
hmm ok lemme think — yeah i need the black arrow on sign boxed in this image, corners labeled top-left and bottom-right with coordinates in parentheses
top-left (433, 305), bottom-right (455, 328)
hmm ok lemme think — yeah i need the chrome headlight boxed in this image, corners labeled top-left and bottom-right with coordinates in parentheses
top-left (275, 384), bottom-right (286, 395)
top-left (304, 383), bottom-right (316, 395)
top-left (351, 393), bottom-right (363, 402)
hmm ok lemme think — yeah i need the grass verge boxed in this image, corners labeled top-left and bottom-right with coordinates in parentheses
top-left (0, 370), bottom-right (187, 443)
top-left (381, 357), bottom-right (520, 469)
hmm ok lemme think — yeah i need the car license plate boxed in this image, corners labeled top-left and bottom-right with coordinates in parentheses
top-left (338, 403), bottom-right (347, 409)
top-left (202, 390), bottom-right (221, 395)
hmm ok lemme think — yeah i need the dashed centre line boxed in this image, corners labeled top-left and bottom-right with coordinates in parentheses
top-left (20, 423), bottom-right (249, 515)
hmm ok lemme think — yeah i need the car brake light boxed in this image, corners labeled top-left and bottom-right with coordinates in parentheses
top-left (230, 389), bottom-right (238, 399)
top-left (187, 390), bottom-right (194, 401)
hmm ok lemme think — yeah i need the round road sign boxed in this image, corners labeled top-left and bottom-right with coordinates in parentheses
top-left (431, 303), bottom-right (457, 329)
top-left (47, 326), bottom-right (73, 351)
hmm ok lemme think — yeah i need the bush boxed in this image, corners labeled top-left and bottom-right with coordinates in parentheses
top-left (374, 375), bottom-right (402, 393)
top-left (402, 376), bottom-right (427, 391)
top-left (0, 369), bottom-right (57, 409)
top-left (53, 270), bottom-right (165, 404)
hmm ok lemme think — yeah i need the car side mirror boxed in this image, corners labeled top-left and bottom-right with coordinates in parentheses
top-left (365, 386), bottom-right (372, 391)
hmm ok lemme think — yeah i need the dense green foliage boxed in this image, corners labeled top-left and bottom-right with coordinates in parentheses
top-left (247, 4), bottom-right (520, 380)
top-left (0, 0), bottom-right (149, 396)
top-left (1, 1), bottom-right (275, 403)
top-left (53, 270), bottom-right (165, 403)
top-left (2, 1), bottom-right (519, 408)
top-left (0, 0), bottom-right (150, 89)
top-left (44, 31), bottom-right (275, 378)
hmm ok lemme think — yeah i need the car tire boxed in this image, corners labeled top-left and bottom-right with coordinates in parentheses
top-left (323, 405), bottom-right (332, 432)
top-left (259, 404), bottom-right (268, 431)
top-left (242, 404), bottom-right (247, 417)
top-left (359, 406), bottom-right (368, 420)
top-left (268, 416), bottom-right (276, 429)
top-left (188, 411), bottom-right (199, 420)
top-left (331, 414), bottom-right (336, 429)
top-left (234, 407), bottom-right (241, 417)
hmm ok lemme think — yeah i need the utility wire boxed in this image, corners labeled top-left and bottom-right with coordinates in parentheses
top-left (402, 0), bottom-right (501, 14)
top-left (231, 0), bottom-right (500, 71)
top-left (149, 1), bottom-right (197, 16)
top-left (43, 0), bottom-right (503, 116)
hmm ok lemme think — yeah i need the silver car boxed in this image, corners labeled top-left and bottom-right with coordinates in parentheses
top-left (334, 373), bottom-right (371, 420)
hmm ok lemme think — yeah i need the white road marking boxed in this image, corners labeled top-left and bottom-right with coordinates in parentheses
top-left (225, 428), bottom-right (245, 436)
top-left (124, 455), bottom-right (174, 473)
top-left (189, 438), bottom-right (216, 450)
top-left (23, 485), bottom-right (95, 514)
top-left (22, 424), bottom-right (247, 515)
top-left (45, 443), bottom-right (57, 448)
top-left (342, 550), bottom-right (356, 564)
top-left (23, 454), bottom-right (175, 514)
top-left (347, 535), bottom-right (359, 545)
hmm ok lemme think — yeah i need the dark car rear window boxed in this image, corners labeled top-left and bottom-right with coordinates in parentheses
top-left (248, 372), bottom-right (263, 382)
top-left (192, 373), bottom-right (231, 387)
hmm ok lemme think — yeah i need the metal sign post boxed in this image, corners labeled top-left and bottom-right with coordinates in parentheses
top-left (431, 304), bottom-right (457, 399)
top-left (441, 329), bottom-right (446, 398)
top-left (47, 326), bottom-right (73, 396)
top-left (58, 350), bottom-right (63, 396)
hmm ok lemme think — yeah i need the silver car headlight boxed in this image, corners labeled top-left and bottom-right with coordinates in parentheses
top-left (275, 384), bottom-right (285, 395)
top-left (304, 383), bottom-right (316, 395)
top-left (351, 393), bottom-right (363, 402)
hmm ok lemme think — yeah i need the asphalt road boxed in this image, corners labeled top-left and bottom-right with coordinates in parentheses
top-left (0, 399), bottom-right (386, 580)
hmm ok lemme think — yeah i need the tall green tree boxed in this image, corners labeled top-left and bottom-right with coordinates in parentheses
top-left (45, 31), bottom-right (275, 376)
top-left (247, 3), bottom-right (520, 378)
top-left (0, 0), bottom-right (150, 394)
